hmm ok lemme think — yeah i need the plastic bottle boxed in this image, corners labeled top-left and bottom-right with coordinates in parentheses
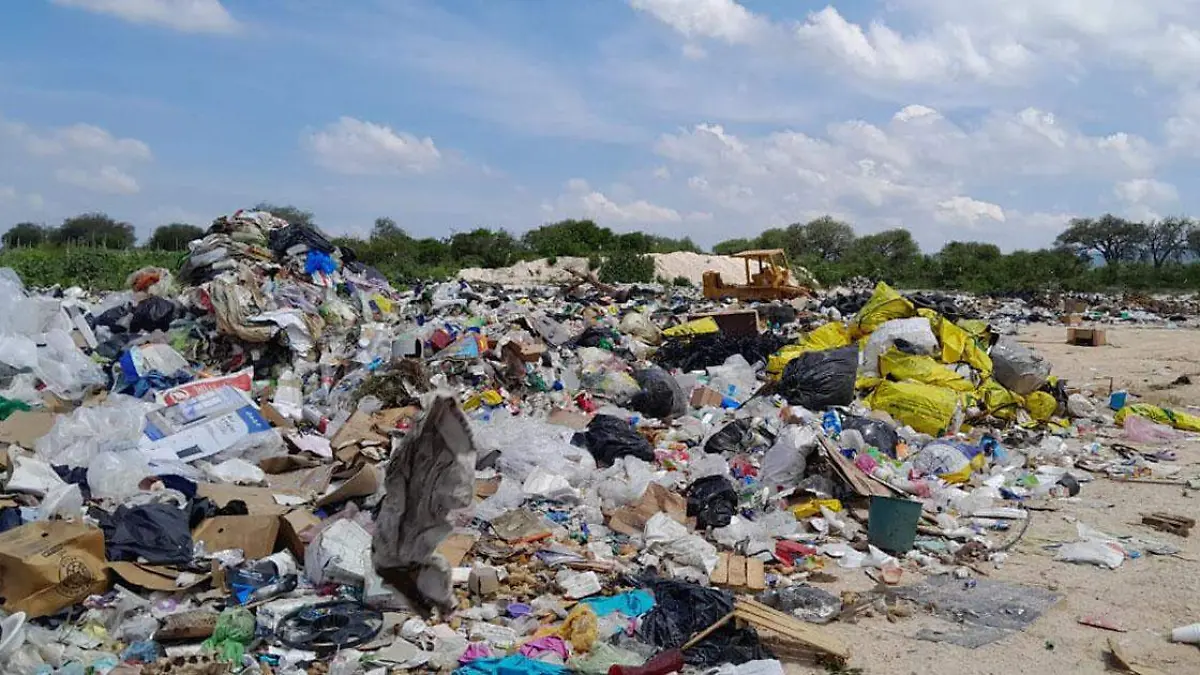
top-left (1171, 623), bottom-right (1200, 644)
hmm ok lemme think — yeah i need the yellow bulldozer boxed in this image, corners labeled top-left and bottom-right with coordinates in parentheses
top-left (702, 249), bottom-right (812, 301)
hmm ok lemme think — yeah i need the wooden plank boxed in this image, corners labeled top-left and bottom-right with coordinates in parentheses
top-left (734, 599), bottom-right (849, 661)
top-left (745, 558), bottom-right (765, 591)
top-left (727, 555), bottom-right (747, 588)
top-left (711, 551), bottom-right (730, 585)
top-left (680, 612), bottom-right (735, 651)
top-left (817, 435), bottom-right (892, 498)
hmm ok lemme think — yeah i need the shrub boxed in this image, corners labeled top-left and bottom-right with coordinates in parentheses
top-left (672, 276), bottom-right (694, 287)
top-left (599, 251), bottom-right (655, 284)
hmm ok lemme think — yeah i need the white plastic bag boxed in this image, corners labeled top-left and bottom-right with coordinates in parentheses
top-left (594, 456), bottom-right (655, 509)
top-left (7, 455), bottom-right (67, 497)
top-left (760, 426), bottom-right (818, 487)
top-left (36, 483), bottom-right (83, 520)
top-left (36, 395), bottom-right (153, 468)
top-left (87, 450), bottom-right (152, 502)
top-left (645, 512), bottom-right (719, 574)
top-left (200, 458), bottom-right (266, 485)
top-left (862, 318), bottom-right (937, 377)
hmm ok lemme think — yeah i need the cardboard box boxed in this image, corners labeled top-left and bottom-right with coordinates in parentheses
top-left (0, 522), bottom-right (109, 617)
top-left (278, 509), bottom-right (323, 559)
top-left (690, 310), bottom-right (760, 337)
top-left (192, 515), bottom-right (281, 559)
top-left (690, 386), bottom-right (725, 409)
top-left (1067, 328), bottom-right (1107, 347)
top-left (1062, 313), bottom-right (1083, 326)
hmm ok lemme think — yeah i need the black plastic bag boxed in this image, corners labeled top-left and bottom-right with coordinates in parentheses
top-left (777, 346), bottom-right (858, 410)
top-left (686, 475), bottom-right (737, 528)
top-left (629, 367), bottom-right (686, 420)
top-left (579, 415), bottom-right (655, 467)
top-left (104, 503), bottom-right (194, 565)
top-left (268, 223), bottom-right (335, 254)
top-left (653, 333), bottom-right (789, 372)
top-left (94, 305), bottom-right (132, 333)
top-left (129, 297), bottom-right (177, 333)
top-left (841, 414), bottom-right (900, 457)
top-left (640, 580), bottom-right (771, 666)
top-left (704, 418), bottom-right (758, 455)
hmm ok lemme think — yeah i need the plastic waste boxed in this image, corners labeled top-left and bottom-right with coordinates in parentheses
top-left (1122, 414), bottom-right (1184, 444)
top-left (202, 607), bottom-right (255, 663)
top-left (990, 338), bottom-right (1051, 396)
top-left (686, 475), bottom-right (737, 529)
top-left (579, 415), bottom-right (655, 467)
top-left (644, 512), bottom-right (719, 574)
top-left (1056, 540), bottom-right (1125, 569)
top-left (707, 355), bottom-right (758, 402)
top-left (757, 585), bottom-right (842, 624)
top-left (703, 419), bottom-right (760, 455)
top-left (6, 455), bottom-right (67, 497)
top-left (105, 503), bottom-right (194, 565)
top-left (87, 450), bottom-right (152, 502)
top-left (1170, 623), bottom-right (1200, 644)
top-left (629, 367), bottom-right (686, 420)
top-left (862, 318), bottom-right (937, 376)
top-left (777, 346), bottom-right (858, 409)
top-left (841, 415), bottom-right (899, 456)
top-left (759, 426), bottom-right (817, 488)
top-left (35, 395), bottom-right (152, 468)
top-left (1066, 393), bottom-right (1096, 418)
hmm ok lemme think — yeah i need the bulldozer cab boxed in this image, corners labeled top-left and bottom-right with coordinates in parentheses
top-left (734, 249), bottom-right (792, 287)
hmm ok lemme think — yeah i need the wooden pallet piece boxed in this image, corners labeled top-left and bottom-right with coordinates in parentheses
top-left (745, 558), bottom-right (765, 591)
top-left (1141, 512), bottom-right (1194, 537)
top-left (711, 551), bottom-right (730, 585)
top-left (726, 555), bottom-right (747, 588)
top-left (733, 598), bottom-right (849, 662)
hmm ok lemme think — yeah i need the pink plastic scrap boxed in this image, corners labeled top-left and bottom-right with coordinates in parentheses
top-left (517, 636), bottom-right (570, 660)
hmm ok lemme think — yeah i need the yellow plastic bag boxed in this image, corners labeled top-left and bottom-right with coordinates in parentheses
top-left (975, 379), bottom-right (1024, 420)
top-left (1024, 391), bottom-right (1057, 422)
top-left (850, 282), bottom-right (915, 337)
top-left (559, 604), bottom-right (599, 653)
top-left (1115, 404), bottom-right (1200, 432)
top-left (929, 315), bottom-right (993, 376)
top-left (790, 498), bottom-right (843, 519)
top-left (662, 317), bottom-right (719, 338)
top-left (867, 380), bottom-right (960, 436)
top-left (956, 319), bottom-right (991, 340)
top-left (766, 322), bottom-right (852, 376)
top-left (878, 349), bottom-right (975, 392)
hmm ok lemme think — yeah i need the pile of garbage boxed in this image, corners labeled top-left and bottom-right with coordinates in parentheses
top-left (0, 214), bottom-right (1197, 674)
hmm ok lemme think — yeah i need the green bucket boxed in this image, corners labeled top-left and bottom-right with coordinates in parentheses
top-left (867, 496), bottom-right (923, 554)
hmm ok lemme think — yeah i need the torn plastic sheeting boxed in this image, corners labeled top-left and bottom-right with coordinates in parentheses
top-left (862, 317), bottom-right (937, 377)
top-left (687, 475), bottom-right (738, 529)
top-left (629, 367), bottom-right (687, 420)
top-left (105, 503), bottom-right (194, 566)
top-left (35, 395), bottom-right (154, 468)
top-left (776, 346), bottom-right (858, 410)
top-left (1115, 403), bottom-right (1200, 432)
top-left (373, 394), bottom-right (477, 615)
top-left (644, 512), bottom-right (719, 574)
top-left (474, 413), bottom-right (597, 486)
top-left (758, 425), bottom-right (818, 488)
top-left (579, 414), bottom-right (655, 468)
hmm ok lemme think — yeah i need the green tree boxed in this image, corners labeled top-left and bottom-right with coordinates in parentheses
top-left (449, 228), bottom-right (525, 268)
top-left (2, 222), bottom-right (48, 248)
top-left (1055, 214), bottom-right (1143, 265)
top-left (933, 241), bottom-right (1002, 290)
top-left (252, 202), bottom-right (314, 226)
top-left (1140, 216), bottom-right (1191, 268)
top-left (713, 238), bottom-right (753, 255)
top-left (783, 216), bottom-right (856, 263)
top-left (523, 219), bottom-right (615, 258)
top-left (371, 217), bottom-right (407, 241)
top-left (53, 212), bottom-right (135, 249)
top-left (146, 223), bottom-right (205, 250)
top-left (599, 250), bottom-right (655, 283)
top-left (845, 229), bottom-right (920, 280)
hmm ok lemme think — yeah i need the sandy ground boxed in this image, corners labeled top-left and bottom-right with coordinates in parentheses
top-left (785, 323), bottom-right (1200, 674)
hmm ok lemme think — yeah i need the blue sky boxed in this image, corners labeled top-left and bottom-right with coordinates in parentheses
top-left (2, 0), bottom-right (1199, 251)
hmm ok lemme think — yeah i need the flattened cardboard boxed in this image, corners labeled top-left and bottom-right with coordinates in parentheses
top-left (192, 515), bottom-right (280, 559)
top-left (547, 408), bottom-right (591, 431)
top-left (607, 483), bottom-right (689, 536)
top-left (195, 483), bottom-right (289, 515)
top-left (314, 464), bottom-right (380, 508)
top-left (0, 521), bottom-right (109, 617)
top-left (0, 411), bottom-right (57, 449)
top-left (266, 464), bottom-right (334, 498)
top-left (109, 562), bottom-right (209, 592)
top-left (331, 411), bottom-right (388, 449)
top-left (436, 532), bottom-right (479, 567)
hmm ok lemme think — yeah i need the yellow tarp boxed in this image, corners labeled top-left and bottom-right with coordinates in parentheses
top-left (766, 322), bottom-right (852, 376)
top-left (867, 380), bottom-right (960, 436)
top-left (662, 316), bottom-right (719, 338)
top-left (956, 319), bottom-right (991, 340)
top-left (1115, 404), bottom-right (1200, 432)
top-left (790, 498), bottom-right (843, 519)
top-left (878, 349), bottom-right (975, 392)
top-left (850, 282), bottom-right (915, 338)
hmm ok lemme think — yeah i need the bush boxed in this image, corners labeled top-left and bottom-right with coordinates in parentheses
top-left (0, 246), bottom-right (181, 289)
top-left (672, 276), bottom-right (694, 287)
top-left (599, 251), bottom-right (655, 284)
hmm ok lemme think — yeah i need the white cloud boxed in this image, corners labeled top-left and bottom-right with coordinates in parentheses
top-left (629, 0), bottom-right (767, 44)
top-left (795, 6), bottom-right (1032, 84)
top-left (23, 123), bottom-right (152, 160)
top-left (1115, 178), bottom-right (1178, 206)
top-left (551, 179), bottom-right (682, 224)
top-left (936, 196), bottom-right (1006, 226)
top-left (55, 166), bottom-right (140, 194)
top-left (648, 103), bottom-right (1153, 248)
top-left (305, 117), bottom-right (442, 175)
top-left (51, 0), bottom-right (240, 34)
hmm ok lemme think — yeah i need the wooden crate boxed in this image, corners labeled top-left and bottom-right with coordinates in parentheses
top-left (1067, 327), bottom-right (1107, 346)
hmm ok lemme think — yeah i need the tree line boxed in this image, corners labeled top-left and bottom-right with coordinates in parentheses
top-left (6, 205), bottom-right (1200, 292)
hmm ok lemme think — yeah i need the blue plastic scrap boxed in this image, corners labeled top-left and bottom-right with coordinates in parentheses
top-left (581, 589), bottom-right (656, 617)
top-left (454, 655), bottom-right (567, 675)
